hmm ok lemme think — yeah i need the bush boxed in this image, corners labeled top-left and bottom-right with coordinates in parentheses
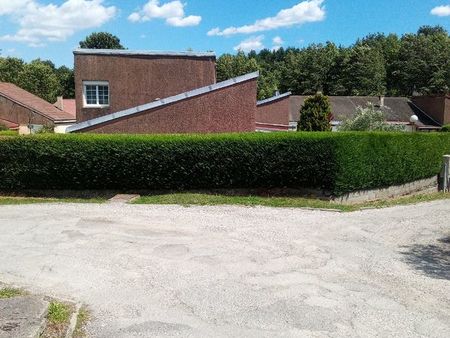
top-left (339, 104), bottom-right (406, 132)
top-left (441, 124), bottom-right (450, 132)
top-left (298, 93), bottom-right (332, 131)
top-left (0, 133), bottom-right (449, 196)
top-left (0, 123), bottom-right (8, 131)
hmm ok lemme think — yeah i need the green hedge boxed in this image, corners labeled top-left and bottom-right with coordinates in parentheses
top-left (0, 133), bottom-right (449, 196)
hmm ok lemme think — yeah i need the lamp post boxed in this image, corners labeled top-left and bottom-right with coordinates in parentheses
top-left (409, 115), bottom-right (419, 132)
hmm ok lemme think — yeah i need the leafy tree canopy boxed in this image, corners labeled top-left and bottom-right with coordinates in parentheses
top-left (79, 32), bottom-right (125, 49)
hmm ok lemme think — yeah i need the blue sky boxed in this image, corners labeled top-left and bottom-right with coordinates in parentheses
top-left (0, 0), bottom-right (449, 67)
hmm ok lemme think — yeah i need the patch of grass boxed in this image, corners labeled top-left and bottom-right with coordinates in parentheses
top-left (47, 301), bottom-right (71, 324)
top-left (0, 197), bottom-right (106, 205)
top-left (41, 301), bottom-right (74, 338)
top-left (0, 287), bottom-right (26, 299)
top-left (133, 192), bottom-right (450, 212)
top-left (73, 306), bottom-right (91, 338)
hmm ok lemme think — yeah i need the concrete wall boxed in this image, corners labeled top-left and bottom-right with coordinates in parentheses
top-left (75, 54), bottom-right (217, 122)
top-left (76, 78), bottom-right (257, 134)
top-left (256, 96), bottom-right (290, 126)
top-left (0, 95), bottom-right (53, 126)
top-left (412, 96), bottom-right (450, 125)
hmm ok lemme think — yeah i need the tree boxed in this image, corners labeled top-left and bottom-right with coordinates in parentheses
top-left (341, 45), bottom-right (387, 96)
top-left (56, 66), bottom-right (75, 98)
top-left (79, 32), bottom-right (125, 49)
top-left (339, 104), bottom-right (405, 131)
top-left (298, 93), bottom-right (332, 132)
top-left (393, 27), bottom-right (450, 95)
top-left (0, 57), bottom-right (25, 83)
top-left (17, 60), bottom-right (60, 103)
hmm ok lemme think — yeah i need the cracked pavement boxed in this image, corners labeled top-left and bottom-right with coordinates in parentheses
top-left (0, 201), bottom-right (449, 337)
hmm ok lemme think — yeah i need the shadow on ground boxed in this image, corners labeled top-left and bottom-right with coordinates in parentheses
top-left (400, 235), bottom-right (450, 280)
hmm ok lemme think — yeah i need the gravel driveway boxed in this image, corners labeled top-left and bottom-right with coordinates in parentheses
top-left (0, 201), bottom-right (449, 337)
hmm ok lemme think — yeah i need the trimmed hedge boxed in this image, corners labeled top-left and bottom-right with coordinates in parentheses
top-left (0, 132), bottom-right (449, 196)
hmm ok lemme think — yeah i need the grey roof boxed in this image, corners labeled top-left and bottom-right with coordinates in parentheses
top-left (67, 71), bottom-right (259, 133)
top-left (290, 96), bottom-right (441, 128)
top-left (257, 92), bottom-right (292, 106)
top-left (73, 49), bottom-right (216, 58)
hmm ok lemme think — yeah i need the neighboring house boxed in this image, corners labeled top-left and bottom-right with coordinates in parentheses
top-left (0, 83), bottom-right (76, 134)
top-left (68, 49), bottom-right (261, 134)
top-left (412, 95), bottom-right (450, 126)
top-left (256, 92), bottom-right (292, 132)
top-left (290, 96), bottom-right (442, 131)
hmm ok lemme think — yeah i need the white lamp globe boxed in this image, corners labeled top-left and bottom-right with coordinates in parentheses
top-left (410, 115), bottom-right (419, 124)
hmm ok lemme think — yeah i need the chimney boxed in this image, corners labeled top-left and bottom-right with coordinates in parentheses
top-left (379, 96), bottom-right (385, 107)
top-left (55, 96), bottom-right (64, 110)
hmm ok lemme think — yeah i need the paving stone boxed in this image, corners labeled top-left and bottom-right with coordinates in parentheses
top-left (108, 194), bottom-right (140, 204)
top-left (0, 296), bottom-right (48, 338)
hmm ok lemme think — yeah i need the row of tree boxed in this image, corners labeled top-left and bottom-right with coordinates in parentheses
top-left (0, 27), bottom-right (448, 104)
top-left (217, 26), bottom-right (450, 99)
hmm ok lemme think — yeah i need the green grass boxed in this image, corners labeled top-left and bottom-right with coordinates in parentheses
top-left (47, 301), bottom-right (71, 324)
top-left (0, 196), bottom-right (106, 205)
top-left (73, 306), bottom-right (90, 338)
top-left (133, 192), bottom-right (450, 212)
top-left (0, 287), bottom-right (26, 299)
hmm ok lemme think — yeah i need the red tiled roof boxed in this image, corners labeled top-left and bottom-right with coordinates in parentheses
top-left (0, 82), bottom-right (75, 122)
top-left (60, 99), bottom-right (76, 119)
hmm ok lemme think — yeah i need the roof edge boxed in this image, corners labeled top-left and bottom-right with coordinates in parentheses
top-left (257, 92), bottom-right (292, 106)
top-left (67, 71), bottom-right (259, 133)
top-left (73, 49), bottom-right (216, 58)
top-left (0, 84), bottom-right (73, 122)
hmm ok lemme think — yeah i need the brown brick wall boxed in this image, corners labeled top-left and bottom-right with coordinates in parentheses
top-left (412, 96), bottom-right (449, 125)
top-left (0, 96), bottom-right (53, 126)
top-left (256, 96), bottom-right (290, 126)
top-left (75, 54), bottom-right (216, 122)
top-left (77, 78), bottom-right (257, 134)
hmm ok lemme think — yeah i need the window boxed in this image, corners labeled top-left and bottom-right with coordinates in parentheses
top-left (83, 81), bottom-right (109, 108)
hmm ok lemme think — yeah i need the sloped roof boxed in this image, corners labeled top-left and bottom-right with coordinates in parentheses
top-left (0, 83), bottom-right (75, 122)
top-left (60, 99), bottom-right (76, 119)
top-left (290, 96), bottom-right (440, 128)
top-left (67, 71), bottom-right (259, 133)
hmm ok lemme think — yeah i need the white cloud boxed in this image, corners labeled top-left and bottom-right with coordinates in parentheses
top-left (431, 5), bottom-right (450, 17)
top-left (273, 36), bottom-right (283, 45)
top-left (129, 0), bottom-right (201, 27)
top-left (208, 0), bottom-right (325, 37)
top-left (0, 0), bottom-right (117, 46)
top-left (234, 35), bottom-right (265, 52)
top-left (272, 36), bottom-right (284, 51)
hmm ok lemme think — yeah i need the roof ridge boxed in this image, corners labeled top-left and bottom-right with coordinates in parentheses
top-left (67, 71), bottom-right (259, 133)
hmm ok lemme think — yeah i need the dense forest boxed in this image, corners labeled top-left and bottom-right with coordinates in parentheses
top-left (0, 26), bottom-right (449, 103)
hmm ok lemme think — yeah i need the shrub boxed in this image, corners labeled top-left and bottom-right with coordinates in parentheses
top-left (339, 104), bottom-right (406, 132)
top-left (298, 93), bottom-right (332, 131)
top-left (441, 124), bottom-right (450, 132)
top-left (0, 133), bottom-right (449, 196)
top-left (0, 123), bottom-right (7, 131)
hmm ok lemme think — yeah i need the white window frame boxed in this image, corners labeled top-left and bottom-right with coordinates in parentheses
top-left (83, 81), bottom-right (110, 108)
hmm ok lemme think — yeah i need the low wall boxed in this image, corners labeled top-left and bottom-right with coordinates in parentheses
top-left (333, 177), bottom-right (438, 205)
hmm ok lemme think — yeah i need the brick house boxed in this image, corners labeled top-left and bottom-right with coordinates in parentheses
top-left (68, 49), bottom-right (291, 134)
